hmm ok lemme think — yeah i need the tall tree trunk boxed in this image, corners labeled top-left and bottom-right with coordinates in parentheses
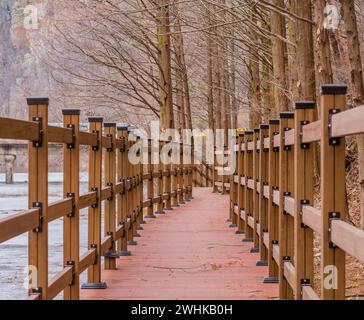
top-left (270, 0), bottom-right (288, 112)
top-left (341, 0), bottom-right (364, 229)
top-left (172, 4), bottom-right (186, 132)
top-left (157, 0), bottom-right (174, 130)
top-left (314, 0), bottom-right (334, 85)
top-left (248, 5), bottom-right (262, 128)
top-left (295, 0), bottom-right (316, 103)
top-left (207, 23), bottom-right (215, 131)
top-left (230, 38), bottom-right (238, 129)
top-left (287, 0), bottom-right (299, 102)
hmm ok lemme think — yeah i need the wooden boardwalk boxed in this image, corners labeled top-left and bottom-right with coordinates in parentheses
top-left (81, 188), bottom-right (278, 300)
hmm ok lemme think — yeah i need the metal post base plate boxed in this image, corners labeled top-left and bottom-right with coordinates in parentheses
top-left (103, 251), bottom-right (120, 259)
top-left (81, 282), bottom-right (107, 290)
top-left (242, 238), bottom-right (254, 242)
top-left (229, 224), bottom-right (237, 228)
top-left (128, 240), bottom-right (138, 246)
top-left (250, 247), bottom-right (259, 253)
top-left (155, 211), bottom-right (166, 215)
top-left (235, 230), bottom-right (245, 235)
top-left (137, 226), bottom-right (144, 231)
top-left (116, 250), bottom-right (131, 257)
top-left (263, 277), bottom-right (279, 284)
top-left (256, 260), bottom-right (268, 267)
top-left (145, 214), bottom-right (157, 219)
top-left (133, 233), bottom-right (141, 238)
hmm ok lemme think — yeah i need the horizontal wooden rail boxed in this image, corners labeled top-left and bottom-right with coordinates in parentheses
top-left (48, 198), bottom-right (73, 222)
top-left (0, 208), bottom-right (40, 244)
top-left (302, 120), bottom-right (321, 143)
top-left (331, 220), bottom-right (364, 263)
top-left (302, 206), bottom-right (322, 233)
top-left (48, 126), bottom-right (73, 144)
top-left (0, 117), bottom-right (39, 141)
top-left (331, 104), bottom-right (364, 138)
top-left (48, 266), bottom-right (74, 300)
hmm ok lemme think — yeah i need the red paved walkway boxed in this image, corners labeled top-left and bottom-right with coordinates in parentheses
top-left (81, 188), bottom-right (278, 300)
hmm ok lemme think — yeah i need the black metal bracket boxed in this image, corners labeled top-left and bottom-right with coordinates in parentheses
top-left (66, 193), bottom-right (76, 217)
top-left (272, 240), bottom-right (279, 245)
top-left (91, 187), bottom-right (99, 208)
top-left (329, 212), bottom-right (340, 248)
top-left (92, 130), bottom-right (100, 151)
top-left (300, 120), bottom-right (311, 149)
top-left (284, 192), bottom-right (291, 197)
top-left (65, 260), bottom-right (76, 285)
top-left (119, 137), bottom-right (126, 152)
top-left (119, 178), bottom-right (125, 195)
top-left (301, 278), bottom-right (311, 286)
top-left (329, 109), bottom-right (341, 146)
top-left (31, 287), bottom-right (42, 296)
top-left (66, 124), bottom-right (75, 149)
top-left (32, 117), bottom-right (43, 148)
top-left (32, 202), bottom-right (43, 233)
top-left (283, 256), bottom-right (291, 262)
top-left (106, 182), bottom-right (114, 201)
top-left (106, 134), bottom-right (114, 152)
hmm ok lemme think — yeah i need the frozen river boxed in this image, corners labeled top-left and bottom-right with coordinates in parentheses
top-left (0, 173), bottom-right (92, 300)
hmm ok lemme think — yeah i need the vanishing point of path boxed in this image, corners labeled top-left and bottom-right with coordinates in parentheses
top-left (81, 188), bottom-right (278, 300)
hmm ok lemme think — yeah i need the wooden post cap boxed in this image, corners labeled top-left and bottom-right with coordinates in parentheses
top-left (88, 116), bottom-right (103, 123)
top-left (269, 119), bottom-right (280, 125)
top-left (321, 84), bottom-right (348, 95)
top-left (104, 122), bottom-right (117, 128)
top-left (27, 98), bottom-right (49, 105)
top-left (280, 112), bottom-right (294, 119)
top-left (294, 101), bottom-right (316, 109)
top-left (62, 109), bottom-right (80, 115)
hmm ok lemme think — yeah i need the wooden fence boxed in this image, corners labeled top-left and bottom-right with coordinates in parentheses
top-left (0, 98), bottom-right (194, 300)
top-left (229, 84), bottom-right (364, 300)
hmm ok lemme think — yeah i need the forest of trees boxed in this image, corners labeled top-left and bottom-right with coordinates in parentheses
top-left (47, 0), bottom-right (364, 230)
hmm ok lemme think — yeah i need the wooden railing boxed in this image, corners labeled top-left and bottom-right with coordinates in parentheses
top-left (229, 84), bottom-right (364, 300)
top-left (0, 98), bottom-right (194, 300)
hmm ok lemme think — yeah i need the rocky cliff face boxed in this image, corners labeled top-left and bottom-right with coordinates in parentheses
top-left (0, 0), bottom-right (53, 119)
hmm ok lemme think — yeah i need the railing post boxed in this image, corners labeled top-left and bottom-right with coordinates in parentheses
top-left (116, 126), bottom-right (130, 256)
top-left (62, 109), bottom-right (80, 300)
top-left (236, 133), bottom-right (245, 234)
top-left (264, 119), bottom-right (280, 284)
top-left (82, 116), bottom-right (106, 289)
top-left (230, 134), bottom-right (238, 227)
top-left (128, 130), bottom-right (138, 246)
top-left (188, 140), bottom-right (194, 199)
top-left (294, 101), bottom-right (315, 299)
top-left (257, 124), bottom-right (269, 266)
top-left (136, 135), bottom-right (145, 231)
top-left (320, 84), bottom-right (347, 299)
top-left (243, 131), bottom-right (254, 242)
top-left (156, 140), bottom-right (165, 213)
top-left (163, 139), bottom-right (173, 211)
top-left (252, 128), bottom-right (260, 252)
top-left (171, 141), bottom-right (179, 207)
top-left (27, 98), bottom-right (49, 300)
top-left (178, 142), bottom-right (186, 205)
top-left (103, 122), bottom-right (117, 269)
top-left (213, 144), bottom-right (219, 193)
top-left (278, 112), bottom-right (295, 299)
top-left (145, 139), bottom-right (157, 219)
